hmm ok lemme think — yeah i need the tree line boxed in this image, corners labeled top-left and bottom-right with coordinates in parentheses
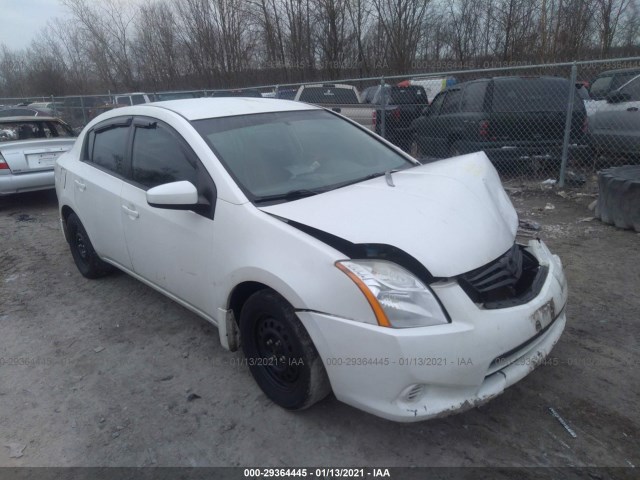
top-left (1, 0), bottom-right (639, 98)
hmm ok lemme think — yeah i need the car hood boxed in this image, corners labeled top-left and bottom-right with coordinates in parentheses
top-left (259, 152), bottom-right (518, 277)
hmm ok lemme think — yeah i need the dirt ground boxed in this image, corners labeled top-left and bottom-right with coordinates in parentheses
top-left (0, 186), bottom-right (638, 469)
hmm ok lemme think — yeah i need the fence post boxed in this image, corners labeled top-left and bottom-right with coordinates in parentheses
top-left (559, 62), bottom-right (577, 187)
top-left (80, 96), bottom-right (87, 125)
top-left (380, 76), bottom-right (386, 138)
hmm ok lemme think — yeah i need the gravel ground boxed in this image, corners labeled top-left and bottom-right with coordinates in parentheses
top-left (0, 188), bottom-right (638, 469)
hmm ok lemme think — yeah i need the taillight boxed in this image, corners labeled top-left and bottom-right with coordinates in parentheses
top-left (479, 120), bottom-right (490, 139)
top-left (582, 115), bottom-right (589, 133)
top-left (0, 153), bottom-right (9, 170)
top-left (392, 108), bottom-right (401, 121)
top-left (372, 110), bottom-right (376, 126)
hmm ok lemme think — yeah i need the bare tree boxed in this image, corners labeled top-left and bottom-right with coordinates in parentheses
top-left (372, 0), bottom-right (430, 72)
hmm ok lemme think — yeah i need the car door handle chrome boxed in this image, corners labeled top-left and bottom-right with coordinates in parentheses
top-left (627, 107), bottom-right (638, 112)
top-left (121, 205), bottom-right (139, 218)
top-left (74, 179), bottom-right (86, 191)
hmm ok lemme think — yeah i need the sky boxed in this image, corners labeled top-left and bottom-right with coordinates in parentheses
top-left (0, 0), bottom-right (69, 51)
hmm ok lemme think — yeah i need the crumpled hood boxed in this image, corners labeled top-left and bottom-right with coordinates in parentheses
top-left (259, 152), bottom-right (518, 277)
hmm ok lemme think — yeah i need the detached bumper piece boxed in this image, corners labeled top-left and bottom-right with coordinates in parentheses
top-left (458, 244), bottom-right (547, 309)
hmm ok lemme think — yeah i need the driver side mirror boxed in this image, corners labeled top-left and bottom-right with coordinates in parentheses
top-left (421, 105), bottom-right (430, 116)
top-left (331, 107), bottom-right (342, 113)
top-left (147, 180), bottom-right (214, 217)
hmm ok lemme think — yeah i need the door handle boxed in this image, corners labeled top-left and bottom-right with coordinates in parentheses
top-left (121, 205), bottom-right (139, 219)
top-left (74, 179), bottom-right (86, 192)
top-left (627, 107), bottom-right (639, 112)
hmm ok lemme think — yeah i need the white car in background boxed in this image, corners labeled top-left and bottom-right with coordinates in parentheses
top-left (0, 116), bottom-right (76, 195)
top-left (589, 74), bottom-right (640, 156)
top-left (55, 98), bottom-right (568, 422)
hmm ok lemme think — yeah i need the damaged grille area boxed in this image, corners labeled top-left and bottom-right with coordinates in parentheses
top-left (458, 244), bottom-right (546, 309)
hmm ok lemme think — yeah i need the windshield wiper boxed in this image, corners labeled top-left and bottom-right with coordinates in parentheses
top-left (253, 189), bottom-right (320, 204)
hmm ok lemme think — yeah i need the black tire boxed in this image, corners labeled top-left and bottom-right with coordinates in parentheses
top-left (239, 290), bottom-right (331, 410)
top-left (66, 213), bottom-right (114, 278)
top-left (596, 165), bottom-right (640, 232)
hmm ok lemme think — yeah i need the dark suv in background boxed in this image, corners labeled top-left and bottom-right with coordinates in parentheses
top-left (411, 76), bottom-right (588, 168)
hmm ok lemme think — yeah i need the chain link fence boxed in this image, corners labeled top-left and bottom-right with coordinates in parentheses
top-left (2, 57), bottom-right (639, 189)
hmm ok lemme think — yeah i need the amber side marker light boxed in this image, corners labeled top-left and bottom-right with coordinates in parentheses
top-left (335, 262), bottom-right (392, 328)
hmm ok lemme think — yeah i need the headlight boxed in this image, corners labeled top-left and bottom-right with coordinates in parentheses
top-left (336, 259), bottom-right (448, 328)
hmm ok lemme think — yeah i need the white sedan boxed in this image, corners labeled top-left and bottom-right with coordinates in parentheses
top-left (55, 98), bottom-right (568, 422)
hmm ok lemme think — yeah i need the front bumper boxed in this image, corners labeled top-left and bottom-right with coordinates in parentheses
top-left (0, 170), bottom-right (55, 195)
top-left (298, 240), bottom-right (568, 422)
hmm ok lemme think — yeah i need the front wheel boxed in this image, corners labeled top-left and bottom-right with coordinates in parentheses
top-left (239, 290), bottom-right (331, 410)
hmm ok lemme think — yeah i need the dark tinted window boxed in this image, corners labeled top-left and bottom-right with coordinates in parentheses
top-left (620, 76), bottom-right (640, 101)
top-left (275, 89), bottom-right (297, 100)
top-left (131, 95), bottom-right (146, 105)
top-left (461, 82), bottom-right (488, 112)
top-left (116, 97), bottom-right (132, 106)
top-left (590, 76), bottom-right (613, 99)
top-left (90, 125), bottom-right (129, 175)
top-left (429, 92), bottom-right (446, 115)
top-left (612, 72), bottom-right (639, 90)
top-left (441, 89), bottom-right (462, 114)
top-left (0, 108), bottom-right (38, 117)
top-left (131, 124), bottom-right (197, 189)
top-left (492, 78), bottom-right (569, 112)
top-left (298, 86), bottom-right (359, 105)
top-left (386, 86), bottom-right (428, 105)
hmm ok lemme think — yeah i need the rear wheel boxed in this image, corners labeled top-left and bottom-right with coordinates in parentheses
top-left (66, 213), bottom-right (114, 279)
top-left (239, 289), bottom-right (331, 410)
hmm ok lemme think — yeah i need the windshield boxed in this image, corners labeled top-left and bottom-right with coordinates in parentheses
top-left (192, 110), bottom-right (414, 203)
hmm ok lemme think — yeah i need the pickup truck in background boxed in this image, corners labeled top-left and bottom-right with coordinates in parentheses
top-left (294, 83), bottom-right (375, 130)
top-left (372, 85), bottom-right (429, 151)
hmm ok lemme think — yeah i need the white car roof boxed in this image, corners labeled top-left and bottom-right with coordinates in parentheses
top-left (149, 97), bottom-right (318, 121)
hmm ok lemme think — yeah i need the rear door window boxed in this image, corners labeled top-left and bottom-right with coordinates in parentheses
top-left (491, 78), bottom-right (568, 112)
top-left (86, 120), bottom-right (131, 176)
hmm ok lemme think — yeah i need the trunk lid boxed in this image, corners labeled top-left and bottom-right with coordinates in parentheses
top-left (0, 138), bottom-right (76, 173)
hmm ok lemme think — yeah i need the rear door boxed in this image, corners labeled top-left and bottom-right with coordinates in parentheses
top-left (119, 118), bottom-right (217, 314)
top-left (72, 117), bottom-right (133, 269)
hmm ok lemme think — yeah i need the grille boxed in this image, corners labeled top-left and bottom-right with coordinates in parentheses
top-left (459, 244), bottom-right (543, 308)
